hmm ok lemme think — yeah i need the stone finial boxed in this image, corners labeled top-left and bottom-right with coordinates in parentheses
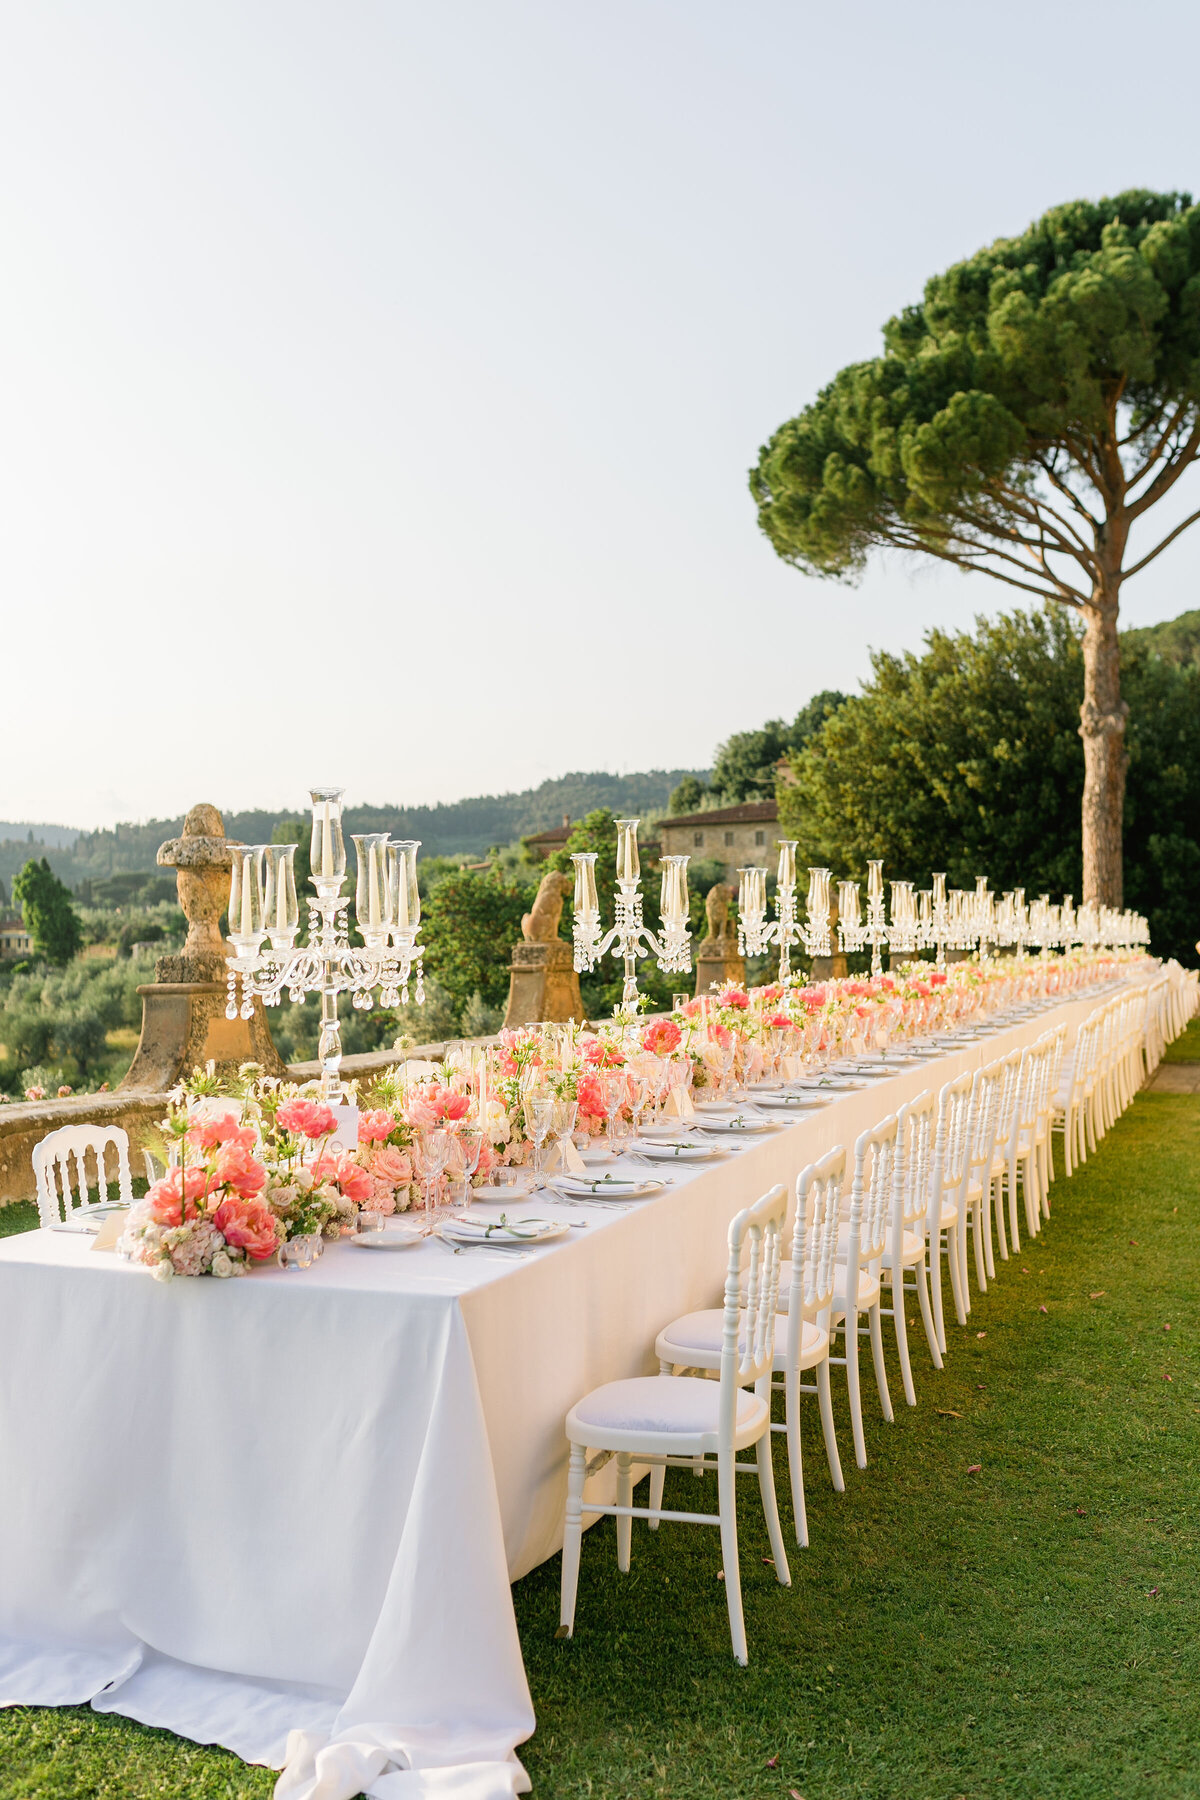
top-left (156, 803), bottom-right (242, 982)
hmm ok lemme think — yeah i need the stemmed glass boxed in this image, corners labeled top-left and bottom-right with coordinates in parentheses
top-left (602, 1070), bottom-right (631, 1157)
top-left (522, 1091), bottom-right (555, 1188)
top-left (547, 1097), bottom-right (579, 1173)
top-left (446, 1124), bottom-right (484, 1215)
top-left (412, 1127), bottom-right (450, 1234)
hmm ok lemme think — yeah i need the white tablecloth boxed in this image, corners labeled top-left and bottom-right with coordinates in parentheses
top-left (0, 981), bottom-right (1131, 1798)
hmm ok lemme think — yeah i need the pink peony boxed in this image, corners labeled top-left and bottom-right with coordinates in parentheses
top-left (709, 1022), bottom-right (733, 1049)
top-left (642, 1018), bottom-right (682, 1055)
top-left (766, 1012), bottom-right (791, 1029)
top-left (758, 983), bottom-right (784, 1001)
top-left (146, 1167), bottom-right (211, 1225)
top-left (24, 1086), bottom-right (46, 1102)
top-left (213, 1142), bottom-right (268, 1199)
top-left (405, 1093), bottom-right (440, 1129)
top-left (358, 1109), bottom-right (396, 1144)
top-left (186, 1112), bottom-right (256, 1154)
top-left (721, 988), bottom-right (750, 1010)
top-left (437, 1087), bottom-right (470, 1122)
top-left (212, 1196), bottom-right (279, 1261)
top-left (275, 1098), bottom-right (337, 1140)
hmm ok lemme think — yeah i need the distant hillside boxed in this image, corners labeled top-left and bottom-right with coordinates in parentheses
top-left (0, 768), bottom-right (708, 893)
top-left (0, 823), bottom-right (80, 849)
top-left (1122, 608), bottom-right (1200, 668)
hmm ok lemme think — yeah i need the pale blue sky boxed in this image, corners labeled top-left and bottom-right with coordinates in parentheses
top-left (3, 1), bottom-right (1199, 828)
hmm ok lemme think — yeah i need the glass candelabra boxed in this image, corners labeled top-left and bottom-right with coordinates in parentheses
top-left (571, 818), bottom-right (691, 1018)
top-left (737, 846), bottom-right (830, 979)
top-left (224, 786), bottom-right (425, 1100)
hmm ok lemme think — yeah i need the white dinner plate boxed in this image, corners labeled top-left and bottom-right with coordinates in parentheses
top-left (754, 1092), bottom-right (829, 1111)
top-left (635, 1139), bottom-right (728, 1162)
top-left (471, 1181), bottom-right (537, 1200)
top-left (441, 1217), bottom-right (569, 1246)
top-left (553, 1175), bottom-right (664, 1199)
top-left (694, 1113), bottom-right (778, 1135)
top-left (351, 1225), bottom-right (425, 1250)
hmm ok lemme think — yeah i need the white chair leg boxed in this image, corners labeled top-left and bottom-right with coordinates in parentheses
top-left (844, 1311), bottom-right (868, 1469)
top-left (784, 1360), bottom-right (809, 1546)
top-left (929, 1228), bottom-right (948, 1353)
top-left (615, 1451), bottom-right (633, 1573)
top-left (891, 1276), bottom-right (916, 1407)
top-left (754, 1399), bottom-right (791, 1585)
top-left (946, 1221), bottom-right (968, 1328)
top-left (972, 1200), bottom-right (988, 1294)
top-left (717, 1448), bottom-right (748, 1665)
top-left (992, 1173), bottom-right (1006, 1266)
top-left (914, 1256), bottom-right (942, 1370)
top-left (1007, 1159), bottom-right (1022, 1256)
top-left (647, 1362), bottom-right (672, 1529)
top-left (868, 1301), bottom-right (894, 1423)
top-left (956, 1206), bottom-right (973, 1316)
top-left (815, 1356), bottom-right (844, 1492)
top-left (559, 1442), bottom-right (587, 1638)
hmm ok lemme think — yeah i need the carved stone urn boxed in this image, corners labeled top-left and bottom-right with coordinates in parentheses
top-left (118, 804), bottom-right (287, 1090)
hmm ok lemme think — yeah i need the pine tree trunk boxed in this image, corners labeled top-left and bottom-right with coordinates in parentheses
top-left (1079, 598), bottom-right (1127, 908)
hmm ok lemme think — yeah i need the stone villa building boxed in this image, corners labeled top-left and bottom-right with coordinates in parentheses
top-left (0, 919), bottom-right (33, 959)
top-left (656, 800), bottom-right (780, 879)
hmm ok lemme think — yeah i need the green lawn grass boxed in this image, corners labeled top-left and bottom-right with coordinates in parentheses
top-left (2, 1086), bottom-right (1198, 1800)
top-left (1161, 1015), bottom-right (1200, 1063)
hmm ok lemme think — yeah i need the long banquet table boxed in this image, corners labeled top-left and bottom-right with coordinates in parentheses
top-left (0, 980), bottom-right (1133, 1800)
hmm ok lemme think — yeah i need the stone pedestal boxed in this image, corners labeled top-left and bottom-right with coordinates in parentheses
top-left (503, 940), bottom-right (584, 1028)
top-left (118, 802), bottom-right (287, 1092)
top-left (694, 939), bottom-right (745, 997)
top-left (121, 979), bottom-right (286, 1092)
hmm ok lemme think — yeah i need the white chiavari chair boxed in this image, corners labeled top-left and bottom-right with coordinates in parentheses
top-left (653, 1153), bottom-right (845, 1550)
top-left (986, 1048), bottom-right (1023, 1266)
top-left (560, 1184), bottom-right (791, 1664)
top-left (828, 1117), bottom-right (896, 1470)
top-left (880, 1090), bottom-right (941, 1402)
top-left (32, 1123), bottom-right (135, 1229)
top-left (956, 1060), bottom-right (1004, 1312)
top-left (928, 1070), bottom-right (972, 1353)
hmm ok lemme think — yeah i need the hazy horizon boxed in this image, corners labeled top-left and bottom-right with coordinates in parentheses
top-left (5, 1), bottom-right (1200, 831)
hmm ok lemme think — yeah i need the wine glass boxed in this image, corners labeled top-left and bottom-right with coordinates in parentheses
top-left (601, 1070), bottom-right (630, 1157)
top-left (548, 1096), bottom-right (579, 1172)
top-left (522, 1091), bottom-right (555, 1188)
top-left (446, 1124), bottom-right (483, 1216)
top-left (412, 1127), bottom-right (450, 1233)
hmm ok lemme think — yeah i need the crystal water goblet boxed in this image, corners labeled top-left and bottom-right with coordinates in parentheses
top-left (522, 1091), bottom-right (555, 1188)
top-left (412, 1127), bottom-right (450, 1233)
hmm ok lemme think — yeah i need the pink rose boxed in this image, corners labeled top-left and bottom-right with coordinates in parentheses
top-left (146, 1167), bottom-right (210, 1225)
top-left (358, 1109), bottom-right (395, 1144)
top-left (213, 1142), bottom-right (268, 1199)
top-left (213, 1196), bottom-right (279, 1261)
top-left (642, 1018), bottom-right (682, 1055)
top-left (371, 1146), bottom-right (412, 1187)
top-left (275, 1098), bottom-right (337, 1140)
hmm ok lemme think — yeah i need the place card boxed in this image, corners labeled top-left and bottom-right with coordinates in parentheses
top-left (91, 1210), bottom-right (130, 1252)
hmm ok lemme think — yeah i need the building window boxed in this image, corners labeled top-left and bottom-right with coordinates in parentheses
top-left (693, 831), bottom-right (704, 847)
top-left (724, 831), bottom-right (734, 847)
top-left (754, 830), bottom-right (765, 846)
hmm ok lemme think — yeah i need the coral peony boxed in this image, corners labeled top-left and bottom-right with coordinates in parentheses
top-left (721, 988), bottom-right (750, 1010)
top-left (576, 1072), bottom-right (606, 1120)
top-left (405, 1093), bottom-right (440, 1129)
top-left (275, 1098), bottom-right (337, 1140)
top-left (212, 1196), bottom-right (279, 1261)
top-left (437, 1087), bottom-right (470, 1122)
top-left (358, 1109), bottom-right (396, 1144)
top-left (146, 1167), bottom-right (210, 1226)
top-left (213, 1142), bottom-right (268, 1199)
top-left (186, 1112), bottom-right (256, 1153)
top-left (642, 1018), bottom-right (682, 1055)
top-left (312, 1153), bottom-right (373, 1206)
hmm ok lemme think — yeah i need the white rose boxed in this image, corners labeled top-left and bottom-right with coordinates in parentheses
top-left (151, 1258), bottom-right (175, 1282)
top-left (210, 1251), bottom-right (233, 1278)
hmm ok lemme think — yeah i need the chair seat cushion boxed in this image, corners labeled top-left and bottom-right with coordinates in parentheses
top-left (659, 1308), bottom-right (829, 1368)
top-left (572, 1375), bottom-right (764, 1437)
top-left (880, 1230), bottom-right (924, 1268)
top-left (834, 1268), bottom-right (880, 1313)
